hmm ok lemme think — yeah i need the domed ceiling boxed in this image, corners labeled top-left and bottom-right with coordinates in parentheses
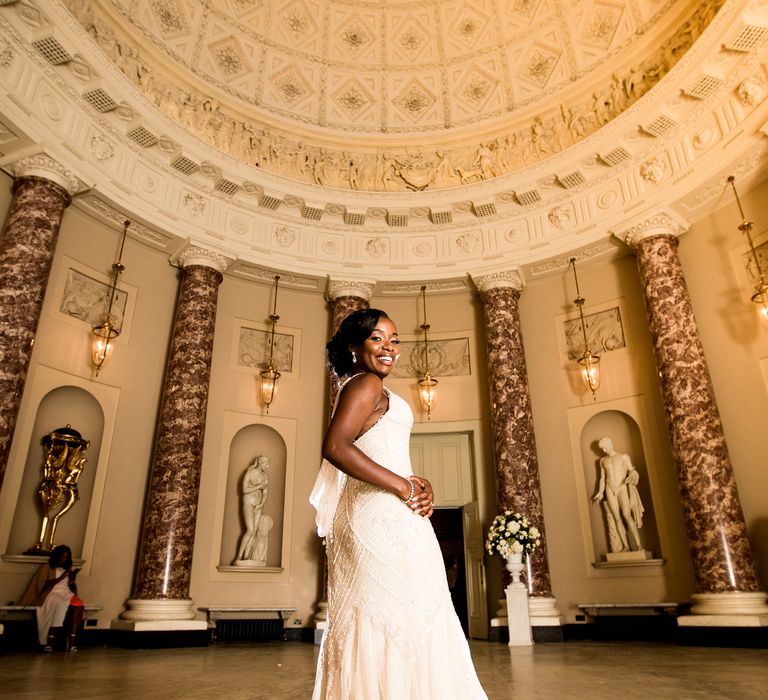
top-left (68, 0), bottom-right (721, 191)
top-left (1, 0), bottom-right (767, 289)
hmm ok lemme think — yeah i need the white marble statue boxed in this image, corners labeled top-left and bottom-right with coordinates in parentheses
top-left (593, 437), bottom-right (645, 553)
top-left (235, 454), bottom-right (271, 566)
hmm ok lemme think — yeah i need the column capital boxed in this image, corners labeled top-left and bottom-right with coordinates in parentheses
top-left (170, 241), bottom-right (234, 272)
top-left (12, 153), bottom-right (81, 196)
top-left (611, 209), bottom-right (690, 249)
top-left (327, 278), bottom-right (375, 301)
top-left (472, 269), bottom-right (524, 294)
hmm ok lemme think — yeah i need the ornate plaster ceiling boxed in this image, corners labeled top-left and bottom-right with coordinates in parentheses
top-left (62, 0), bottom-right (724, 192)
top-left (77, 0), bottom-right (697, 137)
top-left (1, 0), bottom-right (768, 289)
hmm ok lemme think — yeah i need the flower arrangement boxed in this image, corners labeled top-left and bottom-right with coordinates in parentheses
top-left (486, 511), bottom-right (541, 559)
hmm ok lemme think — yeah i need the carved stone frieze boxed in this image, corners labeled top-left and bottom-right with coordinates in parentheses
top-left (641, 156), bottom-right (669, 184)
top-left (0, 35), bottom-right (13, 68)
top-left (58, 0), bottom-right (725, 192)
top-left (737, 76), bottom-right (767, 107)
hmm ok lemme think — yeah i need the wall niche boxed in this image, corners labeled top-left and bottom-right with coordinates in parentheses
top-left (219, 424), bottom-right (287, 570)
top-left (579, 409), bottom-right (661, 562)
top-left (7, 385), bottom-right (104, 558)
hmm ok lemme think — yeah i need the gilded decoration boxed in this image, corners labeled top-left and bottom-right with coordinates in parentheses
top-left (25, 426), bottom-right (90, 555)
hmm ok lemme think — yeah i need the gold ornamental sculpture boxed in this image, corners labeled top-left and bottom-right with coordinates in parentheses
top-left (24, 425), bottom-right (90, 555)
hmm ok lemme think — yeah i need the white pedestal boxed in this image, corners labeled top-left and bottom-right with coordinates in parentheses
top-left (505, 583), bottom-right (532, 646)
top-left (314, 620), bottom-right (327, 645)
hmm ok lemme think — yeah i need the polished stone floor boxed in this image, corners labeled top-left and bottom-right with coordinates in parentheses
top-left (1, 640), bottom-right (767, 699)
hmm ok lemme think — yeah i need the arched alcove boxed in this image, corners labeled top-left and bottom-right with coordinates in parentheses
top-left (579, 410), bottom-right (661, 561)
top-left (219, 424), bottom-right (287, 568)
top-left (7, 386), bottom-right (105, 557)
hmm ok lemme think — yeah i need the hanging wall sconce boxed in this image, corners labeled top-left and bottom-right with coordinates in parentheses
top-left (417, 285), bottom-right (438, 419)
top-left (259, 274), bottom-right (281, 412)
top-left (91, 220), bottom-right (129, 376)
top-left (569, 257), bottom-right (600, 400)
top-left (727, 175), bottom-right (768, 326)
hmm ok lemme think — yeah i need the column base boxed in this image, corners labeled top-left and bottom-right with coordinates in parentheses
top-left (120, 598), bottom-right (197, 621)
top-left (686, 591), bottom-right (768, 619)
top-left (528, 596), bottom-right (563, 626)
top-left (110, 619), bottom-right (209, 648)
top-left (676, 592), bottom-right (768, 646)
top-left (111, 598), bottom-right (208, 646)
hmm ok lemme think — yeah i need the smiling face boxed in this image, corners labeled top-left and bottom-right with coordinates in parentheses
top-left (350, 316), bottom-right (401, 379)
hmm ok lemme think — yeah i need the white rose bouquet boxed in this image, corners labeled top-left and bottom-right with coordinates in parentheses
top-left (485, 511), bottom-right (541, 558)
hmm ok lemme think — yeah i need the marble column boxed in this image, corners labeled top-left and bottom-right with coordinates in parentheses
top-left (327, 279), bottom-right (375, 407)
top-left (618, 212), bottom-right (767, 619)
top-left (119, 246), bottom-right (230, 625)
top-left (313, 279), bottom-right (374, 643)
top-left (475, 271), bottom-right (561, 630)
top-left (328, 279), bottom-right (374, 333)
top-left (0, 156), bottom-right (77, 490)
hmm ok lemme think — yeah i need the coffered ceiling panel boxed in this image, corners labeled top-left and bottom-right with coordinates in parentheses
top-left (98, 0), bottom-right (690, 141)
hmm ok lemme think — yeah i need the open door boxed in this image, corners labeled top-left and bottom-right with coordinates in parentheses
top-left (462, 501), bottom-right (489, 639)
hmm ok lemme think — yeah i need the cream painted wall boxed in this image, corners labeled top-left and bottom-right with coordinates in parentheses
top-left (0, 188), bottom-right (178, 625)
top-left (518, 250), bottom-right (699, 620)
top-left (1, 168), bottom-right (766, 635)
top-left (190, 274), bottom-right (330, 628)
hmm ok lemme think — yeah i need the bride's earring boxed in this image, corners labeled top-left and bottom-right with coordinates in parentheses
top-left (351, 350), bottom-right (357, 363)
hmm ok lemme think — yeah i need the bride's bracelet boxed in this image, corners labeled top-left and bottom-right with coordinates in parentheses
top-left (402, 477), bottom-right (416, 503)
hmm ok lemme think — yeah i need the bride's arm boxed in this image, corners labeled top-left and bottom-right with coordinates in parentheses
top-left (322, 373), bottom-right (412, 500)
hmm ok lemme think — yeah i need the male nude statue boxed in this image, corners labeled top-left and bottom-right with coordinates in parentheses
top-left (593, 437), bottom-right (645, 552)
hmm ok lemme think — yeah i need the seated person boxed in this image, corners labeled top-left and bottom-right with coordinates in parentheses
top-left (18, 544), bottom-right (84, 652)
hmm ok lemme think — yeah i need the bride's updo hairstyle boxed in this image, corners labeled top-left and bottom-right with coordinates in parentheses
top-left (326, 308), bottom-right (390, 378)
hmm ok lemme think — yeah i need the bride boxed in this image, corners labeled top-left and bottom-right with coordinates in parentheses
top-left (311, 309), bottom-right (487, 699)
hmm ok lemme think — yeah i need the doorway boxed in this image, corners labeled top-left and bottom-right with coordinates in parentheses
top-left (431, 507), bottom-right (469, 634)
top-left (410, 431), bottom-right (489, 639)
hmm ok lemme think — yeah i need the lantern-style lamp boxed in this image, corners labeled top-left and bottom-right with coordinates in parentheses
top-left (569, 257), bottom-right (600, 399)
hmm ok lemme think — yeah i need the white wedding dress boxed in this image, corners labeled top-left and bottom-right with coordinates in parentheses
top-left (311, 387), bottom-right (487, 699)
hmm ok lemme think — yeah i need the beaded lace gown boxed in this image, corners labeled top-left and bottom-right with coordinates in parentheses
top-left (311, 386), bottom-right (487, 699)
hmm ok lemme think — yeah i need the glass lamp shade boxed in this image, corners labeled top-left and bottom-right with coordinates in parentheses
top-left (417, 374), bottom-right (438, 417)
top-left (752, 282), bottom-right (768, 327)
top-left (259, 365), bottom-right (281, 412)
top-left (91, 316), bottom-right (119, 374)
top-left (577, 350), bottom-right (601, 398)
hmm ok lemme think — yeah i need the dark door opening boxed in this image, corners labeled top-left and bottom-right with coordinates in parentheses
top-left (431, 507), bottom-right (468, 634)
